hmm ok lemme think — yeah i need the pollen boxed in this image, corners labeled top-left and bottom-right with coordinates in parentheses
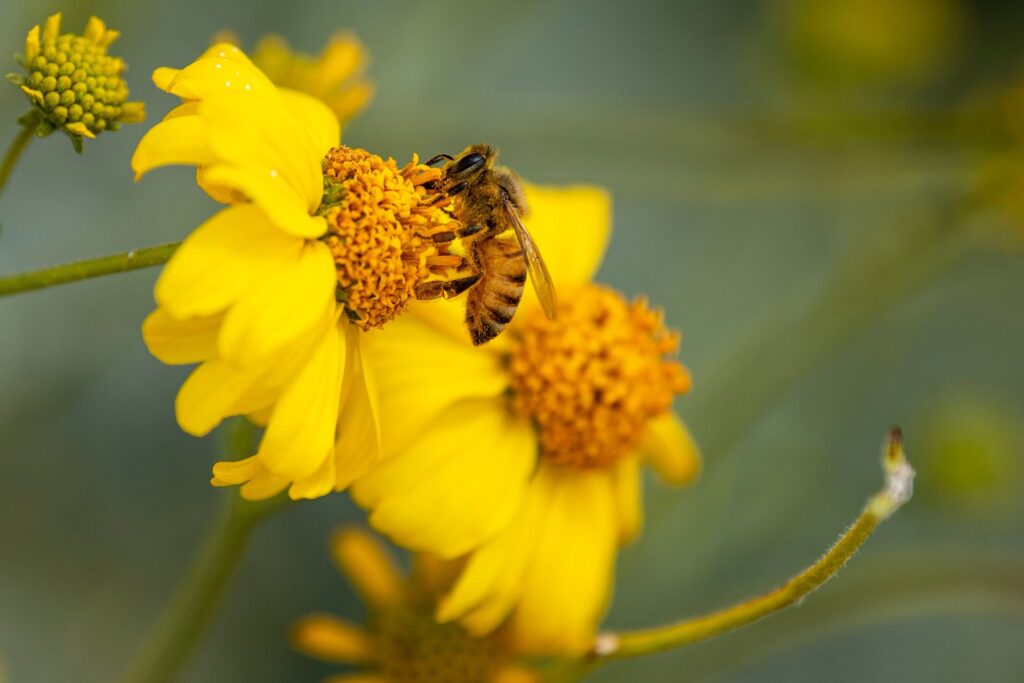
top-left (509, 285), bottom-right (692, 469)
top-left (320, 146), bottom-right (450, 330)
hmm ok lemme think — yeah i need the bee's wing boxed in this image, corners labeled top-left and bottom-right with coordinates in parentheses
top-left (502, 198), bottom-right (558, 320)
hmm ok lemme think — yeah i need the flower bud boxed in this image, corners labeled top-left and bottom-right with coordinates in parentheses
top-left (6, 13), bottom-right (144, 150)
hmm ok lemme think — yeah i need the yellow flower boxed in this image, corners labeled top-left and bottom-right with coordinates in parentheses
top-left (779, 0), bottom-right (962, 87)
top-left (248, 33), bottom-right (373, 128)
top-left (132, 45), bottom-right (449, 500)
top-left (7, 13), bottom-right (144, 146)
top-left (350, 185), bottom-right (700, 654)
top-left (292, 527), bottom-right (538, 683)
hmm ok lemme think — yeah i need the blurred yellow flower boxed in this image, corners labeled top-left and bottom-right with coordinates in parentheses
top-left (292, 527), bottom-right (537, 683)
top-left (918, 393), bottom-right (1022, 514)
top-left (778, 0), bottom-right (963, 87)
top-left (249, 33), bottom-right (373, 128)
top-left (132, 44), bottom-right (450, 500)
top-left (7, 13), bottom-right (144, 147)
top-left (351, 185), bottom-right (700, 654)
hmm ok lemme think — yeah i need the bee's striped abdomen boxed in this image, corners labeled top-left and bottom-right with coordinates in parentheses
top-left (466, 236), bottom-right (526, 345)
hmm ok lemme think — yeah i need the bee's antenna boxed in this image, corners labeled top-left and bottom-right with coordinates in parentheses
top-left (425, 153), bottom-right (454, 167)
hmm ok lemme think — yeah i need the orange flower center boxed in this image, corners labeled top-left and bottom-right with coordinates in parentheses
top-left (320, 146), bottom-right (451, 330)
top-left (508, 284), bottom-right (691, 469)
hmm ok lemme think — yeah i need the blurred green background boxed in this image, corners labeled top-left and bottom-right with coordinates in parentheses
top-left (1, 0), bottom-right (1022, 681)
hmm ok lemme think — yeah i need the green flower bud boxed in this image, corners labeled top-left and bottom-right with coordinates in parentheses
top-left (7, 13), bottom-right (145, 147)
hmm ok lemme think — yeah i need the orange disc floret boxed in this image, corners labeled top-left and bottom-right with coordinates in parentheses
top-left (509, 284), bottom-right (691, 469)
top-left (320, 146), bottom-right (449, 330)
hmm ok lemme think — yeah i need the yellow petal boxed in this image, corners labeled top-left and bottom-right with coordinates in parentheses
top-left (42, 13), bottom-right (61, 43)
top-left (327, 83), bottom-right (374, 126)
top-left (131, 113), bottom-right (213, 180)
top-left (198, 164), bottom-right (325, 239)
top-left (287, 452), bottom-right (338, 500)
top-left (353, 398), bottom-right (537, 559)
top-left (641, 412), bottom-right (701, 486)
top-left (64, 122), bottom-right (95, 139)
top-left (319, 33), bottom-right (366, 86)
top-left (217, 240), bottom-right (336, 367)
top-left (612, 457), bottom-right (643, 544)
top-left (155, 204), bottom-right (301, 320)
top-left (280, 88), bottom-right (340, 158)
top-left (200, 42), bottom-right (260, 67)
top-left (141, 308), bottom-right (221, 365)
top-left (19, 86), bottom-right (44, 106)
top-left (161, 54), bottom-right (276, 101)
top-left (437, 467), bottom-right (556, 633)
top-left (196, 94), bottom-right (325, 224)
top-left (176, 360), bottom-right (275, 436)
top-left (211, 456), bottom-right (290, 500)
top-left (239, 473), bottom-right (289, 499)
top-left (211, 455), bottom-right (260, 485)
top-left (333, 325), bottom-right (381, 490)
top-left (510, 466), bottom-right (618, 655)
top-left (290, 614), bottom-right (372, 664)
top-left (330, 527), bottom-right (402, 607)
top-left (25, 25), bottom-right (40, 63)
top-left (362, 312), bottom-right (508, 456)
top-left (520, 184), bottom-right (612, 312)
top-left (98, 28), bottom-right (120, 49)
top-left (256, 321), bottom-right (345, 480)
top-left (152, 67), bottom-right (180, 92)
top-left (84, 16), bottom-right (105, 43)
top-left (120, 101), bottom-right (146, 124)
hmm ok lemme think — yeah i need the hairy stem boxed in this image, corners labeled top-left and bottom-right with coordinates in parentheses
top-left (0, 124), bottom-right (34, 199)
top-left (546, 429), bottom-right (914, 682)
top-left (0, 242), bottom-right (180, 297)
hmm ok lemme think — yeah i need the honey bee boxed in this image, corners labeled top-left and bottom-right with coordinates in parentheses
top-left (416, 144), bottom-right (557, 345)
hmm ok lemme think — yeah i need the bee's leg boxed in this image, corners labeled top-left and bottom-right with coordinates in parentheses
top-left (445, 181), bottom-right (468, 197)
top-left (414, 272), bottom-right (482, 301)
top-left (430, 229), bottom-right (457, 244)
top-left (425, 153), bottom-right (453, 167)
top-left (456, 224), bottom-right (484, 238)
top-left (414, 280), bottom-right (446, 301)
top-left (443, 272), bottom-right (482, 297)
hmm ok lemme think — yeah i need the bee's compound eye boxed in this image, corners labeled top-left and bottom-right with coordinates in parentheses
top-left (452, 152), bottom-right (486, 175)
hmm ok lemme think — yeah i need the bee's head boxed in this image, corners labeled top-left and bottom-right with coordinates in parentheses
top-left (444, 143), bottom-right (496, 182)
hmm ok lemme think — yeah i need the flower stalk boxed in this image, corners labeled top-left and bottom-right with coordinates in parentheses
top-left (0, 242), bottom-right (179, 297)
top-left (603, 428), bottom-right (913, 657)
top-left (0, 121), bottom-right (34, 198)
top-left (547, 428), bottom-right (914, 681)
top-left (119, 420), bottom-right (288, 683)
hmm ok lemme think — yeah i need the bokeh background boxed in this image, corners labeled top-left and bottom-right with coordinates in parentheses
top-left (1, 0), bottom-right (1023, 681)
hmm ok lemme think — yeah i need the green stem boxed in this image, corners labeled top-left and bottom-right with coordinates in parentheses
top-left (0, 242), bottom-right (180, 298)
top-left (0, 124), bottom-right (34, 198)
top-left (119, 420), bottom-right (287, 683)
top-left (679, 549), bottom-right (1024, 683)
